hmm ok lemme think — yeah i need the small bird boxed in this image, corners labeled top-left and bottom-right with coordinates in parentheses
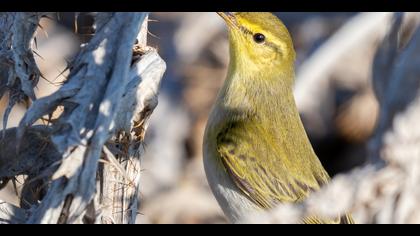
top-left (203, 12), bottom-right (353, 224)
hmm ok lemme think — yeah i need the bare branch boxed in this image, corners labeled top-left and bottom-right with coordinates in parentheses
top-left (18, 12), bottom-right (150, 224)
top-left (0, 201), bottom-right (26, 224)
top-left (99, 16), bottom-right (166, 223)
top-left (0, 13), bottom-right (44, 129)
top-left (0, 126), bottom-right (59, 179)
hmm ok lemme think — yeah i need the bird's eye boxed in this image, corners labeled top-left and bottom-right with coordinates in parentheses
top-left (253, 33), bottom-right (265, 44)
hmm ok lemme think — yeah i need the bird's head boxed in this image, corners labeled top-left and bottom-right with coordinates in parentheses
top-left (218, 12), bottom-right (296, 76)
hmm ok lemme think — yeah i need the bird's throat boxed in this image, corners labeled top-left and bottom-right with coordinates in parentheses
top-left (218, 66), bottom-right (296, 122)
top-left (212, 68), bottom-right (318, 169)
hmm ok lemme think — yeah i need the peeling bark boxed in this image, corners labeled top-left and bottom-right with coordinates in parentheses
top-left (0, 12), bottom-right (166, 224)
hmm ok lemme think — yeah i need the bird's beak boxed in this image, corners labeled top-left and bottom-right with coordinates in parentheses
top-left (217, 12), bottom-right (239, 29)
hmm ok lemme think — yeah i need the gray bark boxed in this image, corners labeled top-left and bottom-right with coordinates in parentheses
top-left (0, 12), bottom-right (44, 130)
top-left (0, 200), bottom-right (26, 224)
top-left (0, 12), bottom-right (166, 224)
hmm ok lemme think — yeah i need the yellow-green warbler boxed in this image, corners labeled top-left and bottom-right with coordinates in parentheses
top-left (203, 12), bottom-right (354, 224)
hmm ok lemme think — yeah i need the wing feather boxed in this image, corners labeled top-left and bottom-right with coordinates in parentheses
top-left (216, 120), bottom-right (353, 223)
top-left (216, 120), bottom-right (323, 208)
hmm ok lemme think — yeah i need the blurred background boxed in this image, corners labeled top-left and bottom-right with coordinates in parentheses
top-left (0, 12), bottom-right (395, 223)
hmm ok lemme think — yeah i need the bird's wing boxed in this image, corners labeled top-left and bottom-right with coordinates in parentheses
top-left (216, 119), bottom-right (326, 209)
top-left (216, 120), bottom-right (353, 223)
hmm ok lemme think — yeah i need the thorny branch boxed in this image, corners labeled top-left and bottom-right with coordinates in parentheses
top-left (0, 12), bottom-right (166, 224)
top-left (0, 13), bottom-right (46, 130)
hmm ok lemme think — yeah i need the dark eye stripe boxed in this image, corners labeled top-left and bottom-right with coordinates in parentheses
top-left (240, 26), bottom-right (282, 54)
top-left (240, 26), bottom-right (253, 35)
top-left (265, 41), bottom-right (279, 50)
top-left (268, 42), bottom-right (283, 57)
